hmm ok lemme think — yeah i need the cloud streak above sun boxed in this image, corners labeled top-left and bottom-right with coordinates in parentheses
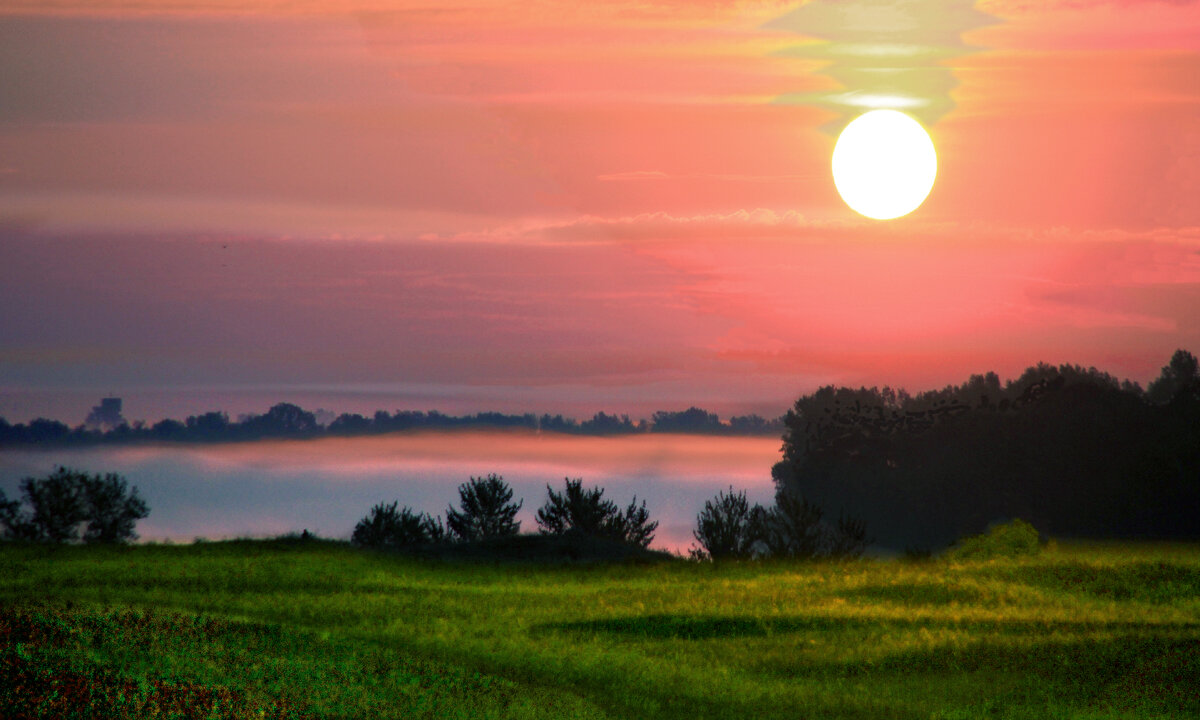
top-left (0, 0), bottom-right (1199, 421)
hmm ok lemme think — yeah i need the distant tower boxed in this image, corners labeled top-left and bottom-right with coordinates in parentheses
top-left (85, 397), bottom-right (126, 431)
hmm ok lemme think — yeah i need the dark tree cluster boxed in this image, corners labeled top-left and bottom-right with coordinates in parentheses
top-left (772, 350), bottom-right (1200, 549)
top-left (0, 404), bottom-right (784, 449)
top-left (536, 478), bottom-right (657, 548)
top-left (352, 475), bottom-right (658, 551)
top-left (351, 502), bottom-right (445, 548)
top-left (446, 474), bottom-right (524, 542)
top-left (690, 487), bottom-right (868, 562)
top-left (0, 467), bottom-right (149, 544)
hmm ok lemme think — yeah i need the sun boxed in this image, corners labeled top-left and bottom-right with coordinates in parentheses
top-left (832, 109), bottom-right (937, 220)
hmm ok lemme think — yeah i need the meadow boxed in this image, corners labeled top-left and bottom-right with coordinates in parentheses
top-left (2, 539), bottom-right (1198, 719)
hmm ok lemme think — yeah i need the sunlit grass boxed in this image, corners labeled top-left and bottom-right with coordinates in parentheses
top-left (2, 539), bottom-right (1197, 719)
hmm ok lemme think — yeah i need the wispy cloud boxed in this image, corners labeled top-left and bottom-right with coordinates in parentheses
top-left (597, 170), bottom-right (820, 182)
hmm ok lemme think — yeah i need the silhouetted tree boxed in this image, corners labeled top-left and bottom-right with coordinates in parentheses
top-left (150, 418), bottom-right (188, 441)
top-left (826, 513), bottom-right (870, 560)
top-left (0, 467), bottom-right (148, 543)
top-left (329, 413), bottom-right (371, 435)
top-left (352, 501), bottom-right (445, 548)
top-left (692, 487), bottom-right (760, 560)
top-left (539, 414), bottom-right (579, 433)
top-left (537, 478), bottom-right (618, 537)
top-left (754, 489), bottom-right (825, 559)
top-left (446, 474), bottom-right (523, 542)
top-left (772, 351), bottom-right (1200, 548)
top-left (79, 472), bottom-right (150, 543)
top-left (536, 478), bottom-right (658, 547)
top-left (579, 412), bottom-right (637, 434)
top-left (652, 407), bottom-right (723, 434)
top-left (1147, 349), bottom-right (1200, 404)
top-left (618, 497), bottom-right (658, 548)
top-left (27, 419), bottom-right (70, 444)
top-left (240, 403), bottom-right (319, 438)
top-left (728, 414), bottom-right (785, 435)
top-left (185, 411), bottom-right (230, 440)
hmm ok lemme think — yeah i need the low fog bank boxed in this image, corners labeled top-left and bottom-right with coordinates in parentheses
top-left (0, 431), bottom-right (780, 554)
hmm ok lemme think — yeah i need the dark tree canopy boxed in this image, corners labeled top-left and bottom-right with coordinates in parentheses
top-left (691, 485), bottom-right (870, 562)
top-left (240, 403), bottom-right (320, 438)
top-left (446, 474), bottom-right (523, 542)
top-left (352, 501), bottom-right (444, 548)
top-left (651, 407), bottom-right (723, 434)
top-left (0, 467), bottom-right (149, 544)
top-left (535, 478), bottom-right (658, 548)
top-left (537, 478), bottom-right (618, 537)
top-left (0, 400), bottom-right (785, 448)
top-left (753, 489), bottom-right (826, 560)
top-left (692, 487), bottom-right (757, 561)
top-left (1146, 349), bottom-right (1200, 404)
top-left (772, 351), bottom-right (1200, 549)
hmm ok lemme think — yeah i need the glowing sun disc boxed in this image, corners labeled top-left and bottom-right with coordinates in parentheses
top-left (832, 109), bottom-right (937, 220)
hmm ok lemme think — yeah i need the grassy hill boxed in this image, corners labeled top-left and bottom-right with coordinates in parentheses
top-left (2, 539), bottom-right (1198, 719)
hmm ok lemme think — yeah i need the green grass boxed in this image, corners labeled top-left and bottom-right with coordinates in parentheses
top-left (2, 539), bottom-right (1198, 719)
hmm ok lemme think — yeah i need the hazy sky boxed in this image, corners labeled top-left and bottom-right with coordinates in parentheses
top-left (2, 0), bottom-right (1199, 423)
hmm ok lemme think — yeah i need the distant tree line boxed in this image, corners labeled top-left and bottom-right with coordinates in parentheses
top-left (0, 405), bottom-right (784, 448)
top-left (772, 349), bottom-right (1200, 549)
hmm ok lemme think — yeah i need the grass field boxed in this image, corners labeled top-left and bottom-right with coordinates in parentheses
top-left (2, 539), bottom-right (1198, 719)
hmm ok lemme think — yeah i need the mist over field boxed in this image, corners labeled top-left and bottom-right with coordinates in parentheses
top-left (0, 431), bottom-right (780, 553)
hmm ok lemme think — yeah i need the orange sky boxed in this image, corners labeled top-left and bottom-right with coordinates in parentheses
top-left (1, 0), bottom-right (1199, 423)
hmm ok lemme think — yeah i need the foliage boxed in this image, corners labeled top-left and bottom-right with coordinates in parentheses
top-left (240, 402), bottom-right (320, 438)
top-left (650, 407), bottom-right (723, 434)
top-left (772, 349), bottom-right (1200, 548)
top-left (0, 467), bottom-right (148, 544)
top-left (2, 540), bottom-right (1198, 719)
top-left (691, 487), bottom-right (758, 560)
top-left (536, 478), bottom-right (616, 537)
top-left (535, 478), bottom-right (658, 548)
top-left (826, 513), bottom-right (870, 560)
top-left (351, 501), bottom-right (445, 549)
top-left (692, 486), bottom-right (869, 562)
top-left (752, 489), bottom-right (825, 560)
top-left (618, 497), bottom-right (658, 549)
top-left (445, 474), bottom-right (523, 542)
top-left (1146, 348), bottom-right (1200, 404)
top-left (946, 518), bottom-right (1043, 560)
top-left (0, 403), bottom-right (789, 448)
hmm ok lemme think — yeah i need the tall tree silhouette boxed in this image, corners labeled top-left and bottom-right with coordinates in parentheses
top-left (1147, 349), bottom-right (1200, 404)
top-left (536, 478), bottom-right (658, 547)
top-left (772, 351), bottom-right (1200, 548)
top-left (446, 474), bottom-right (523, 542)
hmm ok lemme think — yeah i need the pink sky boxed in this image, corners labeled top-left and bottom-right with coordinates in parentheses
top-left (1, 0), bottom-right (1199, 423)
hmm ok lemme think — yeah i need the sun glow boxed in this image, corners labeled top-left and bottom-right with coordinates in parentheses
top-left (832, 109), bottom-right (937, 220)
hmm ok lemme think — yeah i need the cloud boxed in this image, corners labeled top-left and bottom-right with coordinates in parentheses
top-left (597, 170), bottom-right (820, 182)
top-left (430, 208), bottom-right (837, 246)
top-left (981, 0), bottom-right (1198, 13)
top-left (974, 0), bottom-right (1200, 50)
top-left (596, 171), bottom-right (672, 181)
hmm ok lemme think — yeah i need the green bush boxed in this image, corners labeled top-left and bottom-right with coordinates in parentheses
top-left (947, 518), bottom-right (1042, 560)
